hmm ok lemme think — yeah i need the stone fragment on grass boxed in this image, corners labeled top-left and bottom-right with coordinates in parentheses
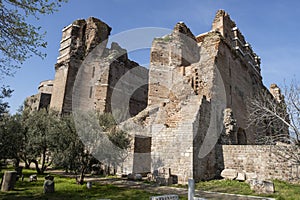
top-left (44, 180), bottom-right (55, 193)
top-left (236, 172), bottom-right (246, 181)
top-left (221, 169), bottom-right (237, 180)
top-left (127, 173), bottom-right (142, 180)
top-left (1, 171), bottom-right (17, 191)
top-left (29, 174), bottom-right (37, 182)
top-left (245, 172), bottom-right (257, 180)
top-left (248, 179), bottom-right (274, 194)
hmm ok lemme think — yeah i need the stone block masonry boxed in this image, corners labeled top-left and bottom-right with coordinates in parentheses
top-left (121, 9), bottom-right (289, 183)
top-left (47, 17), bottom-right (148, 116)
top-left (25, 10), bottom-right (291, 184)
top-left (50, 17), bottom-right (112, 114)
top-left (220, 145), bottom-right (300, 181)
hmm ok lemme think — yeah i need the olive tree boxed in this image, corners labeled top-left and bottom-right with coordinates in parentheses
top-left (0, 0), bottom-right (67, 76)
top-left (20, 109), bottom-right (61, 174)
top-left (0, 114), bottom-right (23, 169)
top-left (53, 112), bottom-right (131, 184)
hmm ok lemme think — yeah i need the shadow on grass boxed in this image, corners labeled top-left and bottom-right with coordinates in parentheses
top-left (0, 178), bottom-right (161, 200)
top-left (0, 168), bottom-right (187, 200)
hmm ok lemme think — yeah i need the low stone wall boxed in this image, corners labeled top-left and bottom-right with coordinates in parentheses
top-left (220, 145), bottom-right (300, 181)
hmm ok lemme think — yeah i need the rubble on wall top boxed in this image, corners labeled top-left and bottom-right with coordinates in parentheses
top-left (58, 17), bottom-right (112, 62)
top-left (216, 9), bottom-right (227, 17)
top-left (104, 42), bottom-right (128, 62)
top-left (195, 32), bottom-right (209, 43)
top-left (61, 17), bottom-right (112, 32)
top-left (270, 83), bottom-right (279, 89)
top-left (269, 83), bottom-right (284, 103)
top-left (213, 9), bottom-right (236, 28)
top-left (212, 9), bottom-right (261, 75)
top-left (86, 16), bottom-right (104, 22)
top-left (153, 21), bottom-right (197, 44)
top-left (39, 80), bottom-right (53, 86)
top-left (173, 21), bottom-right (196, 41)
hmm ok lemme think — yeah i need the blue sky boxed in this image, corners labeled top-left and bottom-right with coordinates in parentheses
top-left (2, 0), bottom-right (300, 113)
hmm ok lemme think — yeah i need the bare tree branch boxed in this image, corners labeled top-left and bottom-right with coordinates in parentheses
top-left (247, 81), bottom-right (300, 167)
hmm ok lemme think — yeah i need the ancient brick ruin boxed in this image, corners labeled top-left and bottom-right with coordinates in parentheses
top-left (26, 17), bottom-right (148, 116)
top-left (50, 17), bottom-right (148, 115)
top-left (26, 10), bottom-right (293, 183)
top-left (120, 10), bottom-right (289, 183)
top-left (25, 80), bottom-right (53, 112)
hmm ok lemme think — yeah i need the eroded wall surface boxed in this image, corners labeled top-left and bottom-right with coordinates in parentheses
top-left (50, 18), bottom-right (148, 116)
top-left (25, 11), bottom-right (290, 184)
top-left (123, 10), bottom-right (287, 183)
top-left (220, 145), bottom-right (299, 181)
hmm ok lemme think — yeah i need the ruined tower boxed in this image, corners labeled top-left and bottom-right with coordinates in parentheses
top-left (50, 18), bottom-right (112, 113)
top-left (49, 18), bottom-right (148, 116)
top-left (25, 11), bottom-right (291, 184)
top-left (121, 10), bottom-right (281, 183)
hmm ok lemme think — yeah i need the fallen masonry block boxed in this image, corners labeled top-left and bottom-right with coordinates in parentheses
top-left (248, 179), bottom-right (275, 194)
top-left (236, 172), bottom-right (246, 181)
top-left (221, 169), bottom-right (237, 180)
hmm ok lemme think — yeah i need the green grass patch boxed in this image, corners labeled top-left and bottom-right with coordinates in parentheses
top-left (0, 168), bottom-right (177, 200)
top-left (196, 179), bottom-right (254, 195)
top-left (154, 35), bottom-right (172, 43)
top-left (195, 179), bottom-right (300, 200)
top-left (2, 168), bottom-right (300, 200)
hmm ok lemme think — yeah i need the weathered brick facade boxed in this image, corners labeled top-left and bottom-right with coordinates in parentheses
top-left (25, 80), bottom-right (53, 112)
top-left (220, 145), bottom-right (300, 181)
top-left (121, 10), bottom-right (287, 183)
top-left (25, 10), bottom-right (291, 184)
top-left (27, 17), bottom-right (148, 117)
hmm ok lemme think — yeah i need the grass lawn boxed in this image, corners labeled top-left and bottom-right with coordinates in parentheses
top-left (1, 168), bottom-right (300, 200)
top-left (195, 179), bottom-right (300, 200)
top-left (0, 168), bottom-right (165, 200)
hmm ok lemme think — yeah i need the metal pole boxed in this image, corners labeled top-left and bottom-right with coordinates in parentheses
top-left (188, 178), bottom-right (195, 200)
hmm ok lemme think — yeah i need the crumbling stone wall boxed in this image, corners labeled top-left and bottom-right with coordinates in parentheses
top-left (25, 11), bottom-right (290, 184)
top-left (220, 145), bottom-right (300, 181)
top-left (211, 10), bottom-right (265, 144)
top-left (122, 10), bottom-right (286, 183)
top-left (25, 93), bottom-right (51, 112)
top-left (38, 80), bottom-right (53, 94)
top-left (72, 41), bottom-right (148, 120)
top-left (50, 18), bottom-right (111, 114)
top-left (25, 80), bottom-right (53, 112)
top-left (269, 83), bottom-right (284, 103)
top-left (49, 18), bottom-right (148, 116)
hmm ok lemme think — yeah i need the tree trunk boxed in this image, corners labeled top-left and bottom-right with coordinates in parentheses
top-left (21, 157), bottom-right (31, 169)
top-left (79, 170), bottom-right (84, 185)
top-left (31, 159), bottom-right (41, 174)
top-left (23, 159), bottom-right (30, 169)
top-left (13, 158), bottom-right (20, 168)
top-left (76, 167), bottom-right (86, 185)
top-left (41, 149), bottom-right (46, 174)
